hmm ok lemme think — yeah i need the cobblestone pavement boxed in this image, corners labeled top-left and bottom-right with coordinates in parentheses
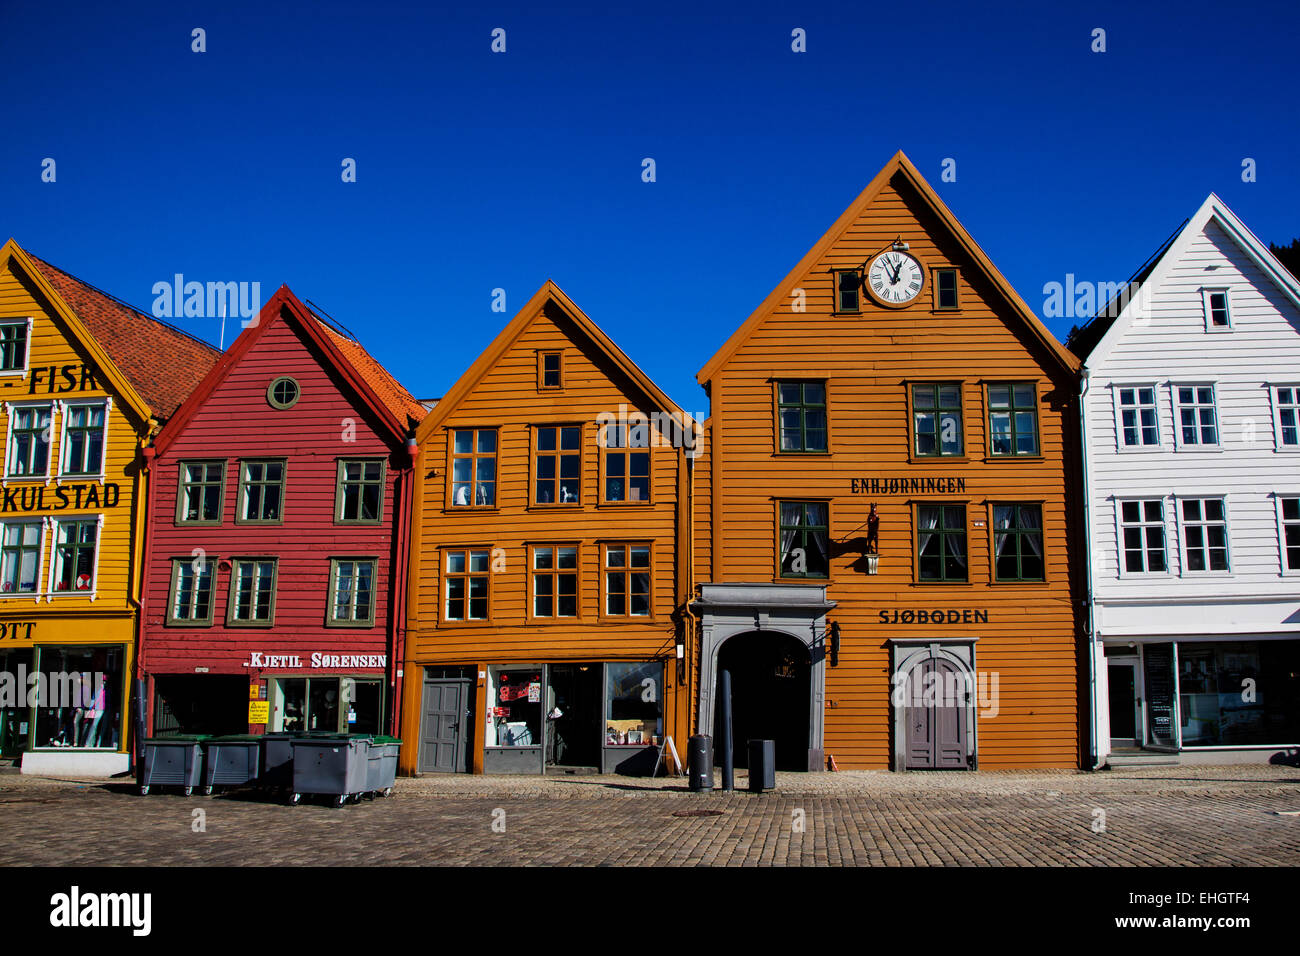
top-left (1, 765), bottom-right (1298, 866)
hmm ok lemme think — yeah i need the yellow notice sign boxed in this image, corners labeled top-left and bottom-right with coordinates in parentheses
top-left (248, 700), bottom-right (270, 724)
top-left (249, 683), bottom-right (261, 700)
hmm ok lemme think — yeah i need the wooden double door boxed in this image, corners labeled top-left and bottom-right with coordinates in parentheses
top-left (903, 657), bottom-right (971, 769)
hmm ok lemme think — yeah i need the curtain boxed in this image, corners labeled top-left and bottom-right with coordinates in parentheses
top-left (780, 503), bottom-right (801, 564)
top-left (918, 506), bottom-right (940, 558)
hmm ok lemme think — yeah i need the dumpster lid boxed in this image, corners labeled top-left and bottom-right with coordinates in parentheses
top-left (143, 735), bottom-right (210, 743)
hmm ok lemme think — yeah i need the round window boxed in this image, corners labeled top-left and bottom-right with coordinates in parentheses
top-left (267, 376), bottom-right (300, 409)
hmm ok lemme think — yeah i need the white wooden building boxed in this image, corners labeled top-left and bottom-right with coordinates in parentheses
top-left (1069, 194), bottom-right (1300, 765)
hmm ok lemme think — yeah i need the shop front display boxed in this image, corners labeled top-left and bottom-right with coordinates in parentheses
top-left (0, 643), bottom-right (126, 755)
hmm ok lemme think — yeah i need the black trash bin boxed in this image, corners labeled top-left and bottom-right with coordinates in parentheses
top-left (688, 734), bottom-right (713, 792)
top-left (140, 736), bottom-right (207, 796)
top-left (202, 735), bottom-right (262, 794)
top-left (748, 739), bottom-right (775, 792)
top-left (290, 735), bottom-right (372, 806)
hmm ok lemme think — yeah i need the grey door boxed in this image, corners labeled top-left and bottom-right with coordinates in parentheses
top-left (904, 658), bottom-right (969, 769)
top-left (420, 679), bottom-right (469, 773)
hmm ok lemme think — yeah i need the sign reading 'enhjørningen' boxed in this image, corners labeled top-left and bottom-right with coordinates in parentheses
top-left (247, 652), bottom-right (387, 669)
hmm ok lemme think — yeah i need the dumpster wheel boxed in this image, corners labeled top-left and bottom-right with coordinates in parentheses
top-left (334, 794), bottom-right (347, 808)
top-left (139, 786), bottom-right (149, 796)
top-left (290, 793), bottom-right (301, 805)
top-left (183, 787), bottom-right (193, 796)
top-left (203, 786), bottom-right (214, 796)
top-left (381, 787), bottom-right (392, 798)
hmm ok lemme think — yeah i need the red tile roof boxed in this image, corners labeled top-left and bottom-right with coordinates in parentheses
top-left (314, 319), bottom-right (427, 426)
top-left (27, 254), bottom-right (222, 421)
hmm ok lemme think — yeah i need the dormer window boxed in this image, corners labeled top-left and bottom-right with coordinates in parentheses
top-left (1202, 289), bottom-right (1231, 331)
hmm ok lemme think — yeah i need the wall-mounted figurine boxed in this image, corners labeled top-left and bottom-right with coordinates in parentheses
top-left (865, 502), bottom-right (879, 554)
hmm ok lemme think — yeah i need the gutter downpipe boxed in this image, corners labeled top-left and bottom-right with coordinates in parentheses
top-left (391, 435), bottom-right (418, 736)
top-left (1080, 369), bottom-right (1103, 771)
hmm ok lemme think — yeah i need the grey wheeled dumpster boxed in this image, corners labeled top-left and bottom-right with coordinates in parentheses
top-left (366, 735), bottom-right (401, 796)
top-left (202, 735), bottom-right (262, 794)
top-left (290, 735), bottom-right (371, 806)
top-left (260, 732), bottom-right (296, 791)
top-left (140, 736), bottom-right (207, 796)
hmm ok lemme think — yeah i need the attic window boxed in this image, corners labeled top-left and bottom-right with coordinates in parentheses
top-left (267, 376), bottom-right (300, 409)
top-left (1203, 289), bottom-right (1231, 331)
top-left (539, 352), bottom-right (563, 390)
top-left (934, 269), bottom-right (959, 310)
top-left (835, 270), bottom-right (861, 314)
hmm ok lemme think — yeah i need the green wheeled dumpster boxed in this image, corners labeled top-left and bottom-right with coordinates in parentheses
top-left (140, 736), bottom-right (208, 796)
top-left (289, 735), bottom-right (372, 806)
top-left (366, 735), bottom-right (401, 797)
top-left (201, 735), bottom-right (263, 794)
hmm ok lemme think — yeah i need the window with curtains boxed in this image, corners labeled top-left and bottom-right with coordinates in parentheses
top-left (534, 425), bottom-right (581, 504)
top-left (992, 504), bottom-right (1044, 581)
top-left (916, 504), bottom-right (967, 582)
top-left (912, 383), bottom-right (963, 456)
top-left (987, 384), bottom-right (1039, 456)
top-left (778, 501), bottom-right (829, 578)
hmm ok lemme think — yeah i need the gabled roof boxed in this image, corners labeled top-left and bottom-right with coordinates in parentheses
top-left (697, 150), bottom-right (1080, 384)
top-left (152, 285), bottom-right (424, 457)
top-left (22, 253), bottom-right (221, 421)
top-left (417, 280), bottom-right (689, 439)
top-left (1069, 193), bottom-right (1300, 366)
top-left (0, 239), bottom-right (156, 428)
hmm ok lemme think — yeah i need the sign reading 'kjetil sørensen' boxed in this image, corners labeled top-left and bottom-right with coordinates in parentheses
top-left (851, 477), bottom-right (967, 494)
top-left (248, 652), bottom-right (388, 669)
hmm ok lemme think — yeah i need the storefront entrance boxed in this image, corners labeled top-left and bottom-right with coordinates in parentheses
top-left (0, 648), bottom-right (33, 758)
top-left (152, 675), bottom-right (248, 736)
top-left (1107, 657), bottom-right (1141, 748)
top-left (545, 663), bottom-right (602, 771)
top-left (715, 631), bottom-right (811, 771)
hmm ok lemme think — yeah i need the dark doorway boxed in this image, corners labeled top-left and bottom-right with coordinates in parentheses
top-left (715, 632), bottom-right (811, 771)
top-left (152, 675), bottom-right (247, 736)
top-left (1107, 659), bottom-right (1139, 746)
top-left (546, 664), bottom-right (602, 771)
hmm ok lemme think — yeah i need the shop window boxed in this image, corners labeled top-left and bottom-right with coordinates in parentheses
top-left (603, 544), bottom-right (651, 616)
top-left (328, 558), bottom-right (376, 626)
top-left (1119, 499), bottom-right (1167, 573)
top-left (0, 521), bottom-right (42, 594)
top-left (488, 666), bottom-right (542, 747)
top-left (992, 503), bottom-right (1043, 582)
top-left (1273, 386), bottom-right (1300, 449)
top-left (444, 549), bottom-right (489, 620)
top-left (605, 661), bottom-right (663, 747)
top-left (534, 425), bottom-right (581, 505)
top-left (834, 270), bottom-right (861, 314)
top-left (32, 644), bottom-right (123, 750)
top-left (912, 383), bottom-right (963, 457)
top-left (51, 519), bottom-right (97, 594)
top-left (167, 556), bottom-right (217, 625)
top-left (6, 404), bottom-right (52, 477)
top-left (1117, 385), bottom-right (1160, 448)
top-left (60, 402), bottom-right (107, 476)
top-left (177, 461), bottom-right (225, 524)
top-left (336, 459), bottom-right (384, 523)
top-left (1201, 288), bottom-right (1231, 331)
top-left (601, 423), bottom-right (650, 501)
top-left (539, 351), bottom-right (563, 390)
top-left (238, 459), bottom-right (285, 523)
top-left (934, 268), bottom-right (959, 310)
top-left (0, 320), bottom-right (30, 373)
top-left (1280, 497), bottom-right (1300, 572)
top-left (532, 545), bottom-right (577, 618)
top-left (1177, 642), bottom-right (1300, 746)
top-left (917, 503), bottom-right (967, 582)
top-left (778, 501), bottom-right (829, 579)
top-left (227, 558), bottom-right (277, 625)
top-left (1179, 497), bottom-right (1229, 572)
top-left (776, 381), bottom-right (828, 453)
top-left (450, 429), bottom-right (496, 507)
top-left (1173, 384), bottom-right (1219, 448)
top-left (271, 677), bottom-right (383, 734)
top-left (987, 383), bottom-right (1039, 456)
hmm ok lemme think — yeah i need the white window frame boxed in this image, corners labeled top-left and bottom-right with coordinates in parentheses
top-left (1275, 493), bottom-right (1300, 577)
top-left (1270, 384), bottom-right (1300, 453)
top-left (1114, 497), bottom-right (1172, 578)
top-left (1173, 495), bottom-right (1231, 576)
top-left (1201, 287), bottom-right (1232, 332)
top-left (57, 397), bottom-right (111, 482)
top-left (3, 400), bottom-right (57, 482)
top-left (0, 517), bottom-right (47, 601)
top-left (1170, 382), bottom-right (1221, 451)
top-left (0, 318), bottom-right (33, 377)
top-left (45, 513), bottom-right (103, 601)
top-left (1111, 383), bottom-right (1161, 451)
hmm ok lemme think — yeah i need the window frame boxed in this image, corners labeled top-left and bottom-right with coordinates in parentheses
top-left (266, 376), bottom-right (300, 410)
top-left (235, 458), bottom-right (288, 526)
top-left (907, 380), bottom-right (966, 460)
top-left (58, 398), bottom-right (111, 479)
top-left (775, 499), bottom-right (831, 582)
top-left (1111, 383), bottom-right (1161, 451)
top-left (0, 318), bottom-right (33, 377)
top-left (166, 554), bottom-right (219, 627)
top-left (537, 351), bottom-right (563, 391)
top-left (334, 457), bottom-right (386, 525)
top-left (599, 422), bottom-right (653, 505)
top-left (989, 501), bottom-right (1046, 584)
top-left (528, 542), bottom-right (581, 621)
top-left (0, 518), bottom-right (46, 598)
top-left (325, 556), bottom-right (379, 628)
top-left (1201, 287), bottom-right (1232, 332)
top-left (833, 269), bottom-right (862, 315)
top-left (773, 380), bottom-right (829, 456)
top-left (175, 460), bottom-right (227, 526)
top-left (531, 423), bottom-right (583, 508)
top-left (1115, 497), bottom-right (1172, 578)
top-left (601, 541), bottom-right (653, 620)
top-left (446, 427), bottom-right (499, 510)
top-left (3, 400), bottom-right (55, 480)
top-left (1174, 495), bottom-right (1232, 576)
top-left (225, 557), bottom-right (279, 627)
top-left (1171, 382), bottom-right (1221, 451)
top-left (1270, 385), bottom-right (1300, 453)
top-left (932, 268), bottom-right (959, 311)
top-left (1275, 493), bottom-right (1300, 576)
top-left (913, 501), bottom-right (969, 585)
top-left (47, 515), bottom-right (102, 598)
top-left (442, 547), bottom-right (492, 623)
top-left (984, 381), bottom-right (1041, 458)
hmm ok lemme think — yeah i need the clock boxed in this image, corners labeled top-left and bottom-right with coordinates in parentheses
top-left (867, 250), bottom-right (924, 306)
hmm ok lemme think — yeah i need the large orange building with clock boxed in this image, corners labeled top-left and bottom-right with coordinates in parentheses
top-left (692, 152), bottom-right (1085, 770)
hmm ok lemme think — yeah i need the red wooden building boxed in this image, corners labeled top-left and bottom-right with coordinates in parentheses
top-left (138, 287), bottom-right (425, 737)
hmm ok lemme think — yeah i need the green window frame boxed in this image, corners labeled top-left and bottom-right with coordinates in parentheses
top-left (992, 504), bottom-right (1044, 582)
top-left (912, 383), bottom-right (963, 457)
top-left (7, 404), bottom-right (51, 477)
top-left (777, 381), bottom-right (828, 453)
top-left (327, 558), bottom-right (377, 627)
top-left (450, 429), bottom-right (497, 507)
top-left (177, 461), bottom-right (226, 525)
top-left (0, 521), bottom-right (42, 594)
top-left (227, 558), bottom-right (278, 625)
top-left (778, 501), bottom-right (830, 579)
top-left (834, 270), bottom-right (861, 314)
top-left (237, 459), bottom-right (286, 524)
top-left (987, 383), bottom-right (1039, 456)
top-left (336, 459), bottom-right (384, 524)
top-left (267, 376), bottom-right (300, 409)
top-left (917, 504), bottom-right (968, 583)
top-left (167, 556), bottom-right (217, 626)
top-left (60, 402), bottom-right (107, 476)
top-left (935, 269), bottom-right (959, 310)
top-left (52, 519), bottom-right (97, 594)
top-left (0, 321), bottom-right (29, 372)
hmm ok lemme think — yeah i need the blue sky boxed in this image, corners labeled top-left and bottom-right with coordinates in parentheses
top-left (3, 0), bottom-right (1296, 411)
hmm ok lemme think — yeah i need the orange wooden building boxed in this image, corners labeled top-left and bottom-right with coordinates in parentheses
top-left (692, 152), bottom-right (1085, 770)
top-left (399, 282), bottom-right (696, 774)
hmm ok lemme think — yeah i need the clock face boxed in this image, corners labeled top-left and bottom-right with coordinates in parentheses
top-left (867, 251), bottom-right (924, 306)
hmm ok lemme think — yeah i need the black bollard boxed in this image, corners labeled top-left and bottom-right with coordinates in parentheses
top-left (719, 669), bottom-right (734, 792)
top-left (133, 677), bottom-right (147, 776)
